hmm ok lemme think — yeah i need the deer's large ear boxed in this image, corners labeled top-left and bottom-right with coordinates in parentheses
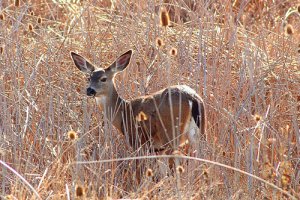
top-left (108, 50), bottom-right (133, 73)
top-left (70, 52), bottom-right (95, 73)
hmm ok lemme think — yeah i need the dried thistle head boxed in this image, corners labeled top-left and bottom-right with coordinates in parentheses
top-left (284, 24), bottom-right (294, 35)
top-left (4, 194), bottom-right (16, 200)
top-left (37, 16), bottom-right (42, 24)
top-left (281, 174), bottom-right (291, 189)
top-left (169, 47), bottom-right (178, 56)
top-left (136, 111), bottom-right (148, 122)
top-left (254, 114), bottom-right (262, 122)
top-left (146, 168), bottom-right (154, 177)
top-left (285, 124), bottom-right (290, 133)
top-left (160, 7), bottom-right (170, 27)
top-left (222, 151), bottom-right (226, 156)
top-left (0, 13), bottom-right (4, 21)
top-left (176, 165), bottom-right (185, 174)
top-left (202, 169), bottom-right (209, 182)
top-left (155, 37), bottom-right (164, 48)
top-left (67, 130), bottom-right (78, 140)
top-left (75, 185), bottom-right (85, 197)
top-left (28, 23), bottom-right (33, 32)
top-left (14, 0), bottom-right (20, 7)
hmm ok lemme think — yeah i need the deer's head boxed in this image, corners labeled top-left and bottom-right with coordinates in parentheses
top-left (70, 50), bottom-right (132, 97)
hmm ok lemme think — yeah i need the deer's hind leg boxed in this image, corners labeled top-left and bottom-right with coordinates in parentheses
top-left (155, 96), bottom-right (192, 172)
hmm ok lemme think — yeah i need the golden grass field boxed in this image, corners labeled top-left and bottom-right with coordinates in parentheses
top-left (0, 0), bottom-right (299, 199)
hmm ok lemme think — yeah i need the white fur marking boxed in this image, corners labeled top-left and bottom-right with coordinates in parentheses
top-left (188, 118), bottom-right (198, 144)
top-left (94, 68), bottom-right (104, 72)
top-left (182, 100), bottom-right (198, 144)
top-left (95, 96), bottom-right (107, 108)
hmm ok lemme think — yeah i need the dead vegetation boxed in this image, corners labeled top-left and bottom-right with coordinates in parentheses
top-left (0, 0), bottom-right (299, 199)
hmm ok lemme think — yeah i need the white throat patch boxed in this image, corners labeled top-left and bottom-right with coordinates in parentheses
top-left (95, 96), bottom-right (107, 110)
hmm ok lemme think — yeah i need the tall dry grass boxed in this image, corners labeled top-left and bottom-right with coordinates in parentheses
top-left (0, 0), bottom-right (299, 199)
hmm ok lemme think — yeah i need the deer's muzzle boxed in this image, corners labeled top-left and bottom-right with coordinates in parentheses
top-left (87, 87), bottom-right (96, 96)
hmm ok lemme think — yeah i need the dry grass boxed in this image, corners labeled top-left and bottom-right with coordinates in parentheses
top-left (0, 0), bottom-right (299, 199)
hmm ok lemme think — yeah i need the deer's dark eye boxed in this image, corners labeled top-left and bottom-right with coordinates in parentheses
top-left (100, 77), bottom-right (107, 82)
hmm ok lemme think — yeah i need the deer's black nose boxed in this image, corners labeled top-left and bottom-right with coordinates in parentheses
top-left (87, 87), bottom-right (96, 96)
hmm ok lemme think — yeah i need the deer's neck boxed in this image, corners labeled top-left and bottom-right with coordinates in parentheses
top-left (95, 86), bottom-right (126, 133)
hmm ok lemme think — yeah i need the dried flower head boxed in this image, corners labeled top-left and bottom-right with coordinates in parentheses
top-left (0, 13), bottom-right (4, 21)
top-left (4, 194), bottom-right (16, 200)
top-left (28, 23), bottom-right (33, 32)
top-left (155, 37), bottom-right (164, 47)
top-left (160, 7), bottom-right (170, 27)
top-left (37, 16), bottom-right (42, 24)
top-left (146, 168), bottom-right (154, 177)
top-left (285, 124), bottom-right (290, 133)
top-left (30, 11), bottom-right (34, 16)
top-left (297, 48), bottom-right (300, 54)
top-left (254, 114), bottom-right (262, 122)
top-left (0, 46), bottom-right (3, 55)
top-left (202, 169), bottom-right (209, 180)
top-left (281, 174), bottom-right (291, 188)
top-left (297, 4), bottom-right (300, 13)
top-left (176, 165), bottom-right (185, 174)
top-left (136, 111), bottom-right (148, 122)
top-left (67, 130), bottom-right (78, 140)
top-left (14, 0), bottom-right (20, 7)
top-left (75, 185), bottom-right (85, 197)
top-left (170, 47), bottom-right (177, 56)
top-left (285, 24), bottom-right (294, 35)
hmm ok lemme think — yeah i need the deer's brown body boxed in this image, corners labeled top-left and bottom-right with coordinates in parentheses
top-left (71, 50), bottom-right (205, 154)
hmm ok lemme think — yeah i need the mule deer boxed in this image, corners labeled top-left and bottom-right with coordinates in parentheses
top-left (71, 49), bottom-right (205, 159)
